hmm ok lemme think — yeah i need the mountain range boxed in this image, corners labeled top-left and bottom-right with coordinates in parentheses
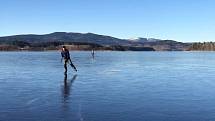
top-left (0, 32), bottom-right (192, 51)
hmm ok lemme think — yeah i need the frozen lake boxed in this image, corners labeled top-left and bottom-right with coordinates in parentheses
top-left (1, 51), bottom-right (215, 121)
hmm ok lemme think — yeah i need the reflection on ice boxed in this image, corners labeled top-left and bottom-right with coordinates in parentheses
top-left (62, 74), bottom-right (78, 102)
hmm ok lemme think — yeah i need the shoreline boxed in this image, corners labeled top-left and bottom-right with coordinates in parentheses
top-left (0, 50), bottom-right (213, 52)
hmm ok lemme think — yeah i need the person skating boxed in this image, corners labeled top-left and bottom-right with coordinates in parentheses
top-left (61, 46), bottom-right (77, 73)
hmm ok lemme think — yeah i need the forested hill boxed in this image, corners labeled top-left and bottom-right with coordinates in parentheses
top-left (0, 32), bottom-right (132, 46)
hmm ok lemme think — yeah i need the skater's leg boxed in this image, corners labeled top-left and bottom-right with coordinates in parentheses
top-left (64, 59), bottom-right (68, 73)
top-left (69, 59), bottom-right (77, 71)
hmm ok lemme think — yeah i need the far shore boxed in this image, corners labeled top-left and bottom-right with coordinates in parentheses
top-left (0, 50), bottom-right (212, 52)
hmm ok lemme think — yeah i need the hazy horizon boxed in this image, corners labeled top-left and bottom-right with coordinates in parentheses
top-left (1, 0), bottom-right (215, 42)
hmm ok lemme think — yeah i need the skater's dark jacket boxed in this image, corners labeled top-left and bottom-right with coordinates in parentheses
top-left (61, 49), bottom-right (70, 59)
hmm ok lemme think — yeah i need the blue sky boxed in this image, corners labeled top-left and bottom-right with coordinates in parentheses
top-left (0, 0), bottom-right (215, 42)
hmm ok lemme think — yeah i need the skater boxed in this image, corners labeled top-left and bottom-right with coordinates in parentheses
top-left (91, 49), bottom-right (95, 58)
top-left (61, 46), bottom-right (77, 73)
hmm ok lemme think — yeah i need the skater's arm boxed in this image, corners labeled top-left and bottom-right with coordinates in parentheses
top-left (61, 57), bottom-right (63, 63)
top-left (61, 51), bottom-right (64, 63)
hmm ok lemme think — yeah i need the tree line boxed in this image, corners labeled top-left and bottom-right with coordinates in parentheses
top-left (189, 42), bottom-right (215, 51)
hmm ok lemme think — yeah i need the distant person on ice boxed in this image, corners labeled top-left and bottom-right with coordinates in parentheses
top-left (91, 49), bottom-right (95, 58)
top-left (61, 46), bottom-right (77, 73)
